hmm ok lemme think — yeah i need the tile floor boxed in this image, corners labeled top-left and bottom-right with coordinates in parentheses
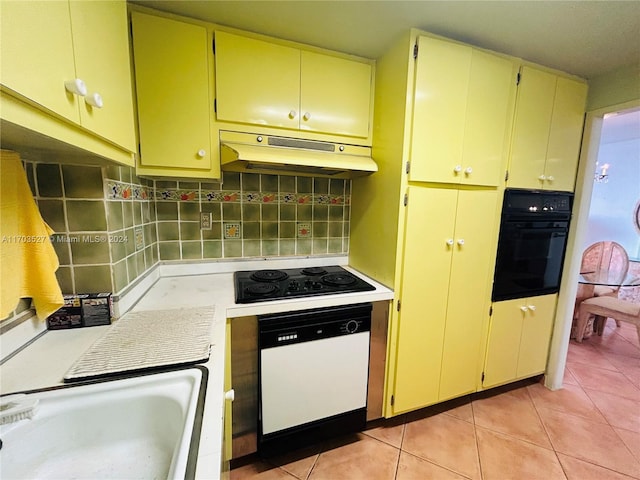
top-left (231, 319), bottom-right (640, 480)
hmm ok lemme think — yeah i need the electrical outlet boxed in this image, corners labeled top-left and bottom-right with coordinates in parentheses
top-left (200, 212), bottom-right (212, 230)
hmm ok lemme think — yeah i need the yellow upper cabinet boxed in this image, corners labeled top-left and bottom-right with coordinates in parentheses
top-left (482, 294), bottom-right (557, 388)
top-left (410, 36), bottom-right (517, 186)
top-left (214, 31), bottom-right (373, 140)
top-left (1, 1), bottom-right (78, 123)
top-left (507, 66), bottom-right (587, 191)
top-left (131, 11), bottom-right (219, 178)
top-left (214, 31), bottom-right (300, 130)
top-left (299, 51), bottom-right (372, 138)
top-left (1, 0), bottom-right (136, 153)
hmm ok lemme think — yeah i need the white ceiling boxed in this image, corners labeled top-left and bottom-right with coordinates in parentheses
top-left (130, 0), bottom-right (640, 80)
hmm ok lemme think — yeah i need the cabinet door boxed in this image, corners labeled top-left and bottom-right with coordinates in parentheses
top-left (482, 299), bottom-right (523, 388)
top-left (410, 36), bottom-right (471, 184)
top-left (0, 1), bottom-right (79, 123)
top-left (215, 31), bottom-right (300, 129)
top-left (393, 187), bottom-right (457, 412)
top-left (439, 189), bottom-right (498, 400)
top-left (516, 294), bottom-right (557, 378)
top-left (299, 51), bottom-right (372, 138)
top-left (507, 66), bottom-right (556, 189)
top-left (544, 77), bottom-right (588, 192)
top-left (70, 0), bottom-right (136, 152)
top-left (131, 12), bottom-right (213, 170)
top-left (461, 51), bottom-right (516, 186)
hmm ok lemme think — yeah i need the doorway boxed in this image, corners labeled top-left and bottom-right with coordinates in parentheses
top-left (545, 100), bottom-right (640, 390)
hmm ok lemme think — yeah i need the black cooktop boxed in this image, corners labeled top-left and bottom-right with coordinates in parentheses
top-left (234, 265), bottom-right (376, 304)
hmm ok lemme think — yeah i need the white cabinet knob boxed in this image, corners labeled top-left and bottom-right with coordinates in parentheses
top-left (520, 306), bottom-right (529, 312)
top-left (538, 174), bottom-right (547, 181)
top-left (446, 239), bottom-right (454, 246)
top-left (224, 389), bottom-right (235, 401)
top-left (196, 149), bottom-right (206, 158)
top-left (454, 165), bottom-right (462, 173)
top-left (528, 305), bottom-right (536, 311)
top-left (85, 92), bottom-right (103, 108)
top-left (464, 167), bottom-right (473, 175)
top-left (302, 112), bottom-right (311, 121)
top-left (457, 239), bottom-right (465, 246)
top-left (64, 78), bottom-right (87, 96)
top-left (288, 110), bottom-right (297, 119)
top-left (546, 176), bottom-right (554, 182)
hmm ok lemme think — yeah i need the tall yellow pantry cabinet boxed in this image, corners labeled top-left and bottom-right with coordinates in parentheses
top-left (351, 31), bottom-right (517, 416)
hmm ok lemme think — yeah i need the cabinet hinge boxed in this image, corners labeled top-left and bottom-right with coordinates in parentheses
top-left (397, 300), bottom-right (401, 312)
top-left (214, 99), bottom-right (217, 113)
top-left (390, 395), bottom-right (395, 406)
top-left (403, 193), bottom-right (408, 207)
top-left (489, 305), bottom-right (493, 316)
top-left (405, 161), bottom-right (410, 174)
top-left (516, 72), bottom-right (521, 85)
top-left (505, 170), bottom-right (509, 182)
top-left (481, 372), bottom-right (485, 382)
top-left (413, 43), bottom-right (418, 59)
top-left (212, 37), bottom-right (215, 54)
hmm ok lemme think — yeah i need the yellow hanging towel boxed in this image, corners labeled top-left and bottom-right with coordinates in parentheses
top-left (0, 150), bottom-right (64, 320)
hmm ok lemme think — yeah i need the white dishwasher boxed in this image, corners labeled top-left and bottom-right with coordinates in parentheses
top-left (258, 303), bottom-right (371, 455)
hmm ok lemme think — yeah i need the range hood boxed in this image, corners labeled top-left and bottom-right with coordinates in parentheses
top-left (220, 131), bottom-right (377, 179)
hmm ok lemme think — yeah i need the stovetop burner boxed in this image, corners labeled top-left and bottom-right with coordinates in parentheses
top-left (234, 265), bottom-right (376, 304)
top-left (251, 270), bottom-right (289, 282)
top-left (301, 267), bottom-right (328, 276)
top-left (321, 273), bottom-right (357, 286)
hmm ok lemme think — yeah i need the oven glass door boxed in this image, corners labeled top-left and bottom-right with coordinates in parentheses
top-left (492, 220), bottom-right (569, 301)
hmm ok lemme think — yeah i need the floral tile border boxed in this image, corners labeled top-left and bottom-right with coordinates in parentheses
top-left (152, 186), bottom-right (349, 205)
top-left (106, 180), bottom-right (152, 201)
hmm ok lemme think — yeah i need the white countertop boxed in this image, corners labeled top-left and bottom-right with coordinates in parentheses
top-left (0, 258), bottom-right (393, 479)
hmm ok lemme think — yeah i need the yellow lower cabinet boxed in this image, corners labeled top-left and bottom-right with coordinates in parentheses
top-left (483, 294), bottom-right (557, 388)
top-left (392, 187), bottom-right (498, 413)
top-left (516, 295), bottom-right (557, 378)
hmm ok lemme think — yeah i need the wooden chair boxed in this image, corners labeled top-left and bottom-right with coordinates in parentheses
top-left (575, 296), bottom-right (640, 344)
top-left (581, 241), bottom-right (630, 297)
top-left (577, 241), bottom-right (630, 333)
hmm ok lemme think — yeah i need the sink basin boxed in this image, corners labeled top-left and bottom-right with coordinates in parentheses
top-left (0, 367), bottom-right (207, 480)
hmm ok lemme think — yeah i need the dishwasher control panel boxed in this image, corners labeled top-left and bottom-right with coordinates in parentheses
top-left (258, 303), bottom-right (372, 349)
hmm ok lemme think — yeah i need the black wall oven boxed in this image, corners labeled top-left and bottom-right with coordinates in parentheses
top-left (492, 189), bottom-right (573, 301)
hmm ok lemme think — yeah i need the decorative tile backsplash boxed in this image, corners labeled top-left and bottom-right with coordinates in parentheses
top-left (23, 162), bottom-right (157, 296)
top-left (16, 162), bottom-right (351, 307)
top-left (154, 172), bottom-right (351, 261)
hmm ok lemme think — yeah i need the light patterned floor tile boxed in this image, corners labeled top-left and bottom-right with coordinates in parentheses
top-left (476, 426), bottom-right (566, 480)
top-left (527, 382), bottom-right (607, 423)
top-left (568, 362), bottom-right (640, 401)
top-left (472, 387), bottom-right (552, 448)
top-left (537, 406), bottom-right (640, 478)
top-left (557, 453), bottom-right (637, 480)
top-left (396, 451), bottom-right (466, 480)
top-left (402, 412), bottom-right (481, 479)
top-left (584, 388), bottom-right (640, 432)
top-left (308, 433), bottom-right (399, 480)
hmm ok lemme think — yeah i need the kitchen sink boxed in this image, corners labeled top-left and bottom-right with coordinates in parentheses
top-left (0, 367), bottom-right (207, 480)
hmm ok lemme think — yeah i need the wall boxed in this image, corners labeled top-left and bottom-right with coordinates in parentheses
top-left (154, 172), bottom-right (351, 261)
top-left (586, 63), bottom-right (640, 111)
top-left (2, 160), bottom-right (352, 322)
top-left (24, 162), bottom-right (158, 295)
top-left (584, 111), bottom-right (640, 258)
